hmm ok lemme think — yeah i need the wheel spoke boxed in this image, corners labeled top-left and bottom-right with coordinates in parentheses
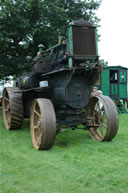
top-left (88, 105), bottom-right (97, 113)
top-left (30, 98), bottom-right (56, 150)
top-left (36, 134), bottom-right (42, 146)
top-left (87, 95), bottom-right (118, 141)
top-left (34, 110), bottom-right (41, 118)
top-left (2, 88), bottom-right (24, 130)
top-left (95, 101), bottom-right (106, 138)
top-left (102, 124), bottom-right (107, 129)
top-left (33, 125), bottom-right (39, 130)
top-left (89, 103), bottom-right (101, 117)
top-left (5, 96), bottom-right (9, 102)
top-left (7, 117), bottom-right (10, 125)
top-left (33, 125), bottom-right (41, 130)
top-left (103, 120), bottom-right (107, 125)
top-left (96, 102), bottom-right (101, 111)
top-left (98, 126), bottom-right (104, 136)
top-left (88, 98), bottom-right (106, 140)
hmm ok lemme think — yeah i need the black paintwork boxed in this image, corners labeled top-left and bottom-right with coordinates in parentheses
top-left (17, 20), bottom-right (100, 127)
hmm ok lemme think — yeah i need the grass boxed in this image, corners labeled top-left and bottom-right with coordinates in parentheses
top-left (0, 107), bottom-right (128, 193)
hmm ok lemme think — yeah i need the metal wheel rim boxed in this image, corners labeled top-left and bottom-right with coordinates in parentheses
top-left (2, 89), bottom-right (11, 129)
top-left (30, 100), bottom-right (42, 149)
top-left (88, 103), bottom-right (108, 141)
top-left (87, 96), bottom-right (118, 141)
top-left (30, 98), bottom-right (57, 150)
top-left (2, 87), bottom-right (24, 130)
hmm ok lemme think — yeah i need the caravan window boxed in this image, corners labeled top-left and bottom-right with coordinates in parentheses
top-left (110, 70), bottom-right (118, 83)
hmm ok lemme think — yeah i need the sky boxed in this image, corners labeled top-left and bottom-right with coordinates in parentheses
top-left (0, 76), bottom-right (14, 90)
top-left (96, 0), bottom-right (128, 68)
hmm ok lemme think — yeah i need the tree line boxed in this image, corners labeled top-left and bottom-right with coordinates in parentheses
top-left (0, 0), bottom-right (102, 80)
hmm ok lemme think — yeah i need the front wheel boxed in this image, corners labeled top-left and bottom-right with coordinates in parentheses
top-left (86, 95), bottom-right (118, 141)
top-left (30, 98), bottom-right (56, 150)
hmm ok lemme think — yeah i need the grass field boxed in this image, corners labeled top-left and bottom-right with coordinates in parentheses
top-left (0, 107), bottom-right (128, 193)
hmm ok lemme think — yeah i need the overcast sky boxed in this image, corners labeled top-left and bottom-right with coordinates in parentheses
top-left (96, 0), bottom-right (128, 68)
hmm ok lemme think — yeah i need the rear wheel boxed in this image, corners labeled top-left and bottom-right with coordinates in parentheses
top-left (2, 87), bottom-right (24, 130)
top-left (86, 95), bottom-right (118, 141)
top-left (30, 98), bottom-right (56, 150)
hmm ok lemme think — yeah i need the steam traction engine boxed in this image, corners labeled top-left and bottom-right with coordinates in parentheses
top-left (2, 20), bottom-right (118, 150)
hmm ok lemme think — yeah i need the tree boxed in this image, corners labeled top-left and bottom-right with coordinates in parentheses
top-left (100, 59), bottom-right (108, 68)
top-left (0, 0), bottom-right (102, 80)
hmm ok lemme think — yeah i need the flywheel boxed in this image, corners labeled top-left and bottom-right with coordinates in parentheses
top-left (2, 87), bottom-right (24, 130)
top-left (86, 95), bottom-right (118, 141)
top-left (30, 98), bottom-right (56, 150)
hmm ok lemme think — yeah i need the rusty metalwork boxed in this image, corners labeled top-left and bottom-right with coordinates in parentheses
top-left (86, 95), bottom-right (118, 141)
top-left (2, 19), bottom-right (119, 150)
top-left (2, 87), bottom-right (24, 130)
top-left (30, 98), bottom-right (56, 150)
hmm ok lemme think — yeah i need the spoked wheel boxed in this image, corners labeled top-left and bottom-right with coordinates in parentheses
top-left (30, 98), bottom-right (56, 150)
top-left (2, 87), bottom-right (24, 130)
top-left (86, 95), bottom-right (118, 141)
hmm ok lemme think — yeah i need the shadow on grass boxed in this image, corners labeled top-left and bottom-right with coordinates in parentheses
top-left (21, 119), bottom-right (30, 131)
top-left (0, 109), bottom-right (91, 150)
top-left (18, 117), bottom-right (91, 148)
top-left (55, 128), bottom-right (91, 148)
top-left (0, 107), bottom-right (98, 150)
